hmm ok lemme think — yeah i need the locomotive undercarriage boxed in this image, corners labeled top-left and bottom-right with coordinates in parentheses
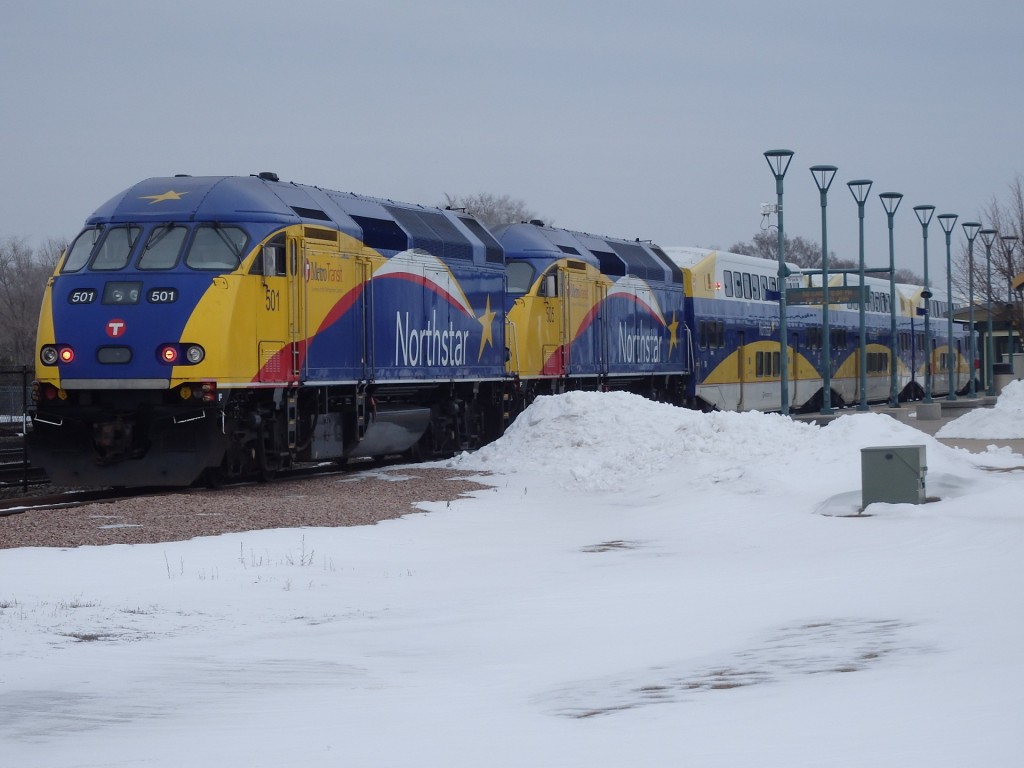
top-left (213, 381), bottom-right (507, 485)
top-left (31, 380), bottom-right (508, 489)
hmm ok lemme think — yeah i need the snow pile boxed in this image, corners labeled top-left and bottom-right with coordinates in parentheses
top-left (936, 379), bottom-right (1024, 439)
top-left (452, 391), bottom-right (1012, 493)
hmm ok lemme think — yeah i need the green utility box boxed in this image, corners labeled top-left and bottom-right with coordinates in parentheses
top-left (861, 445), bottom-right (927, 508)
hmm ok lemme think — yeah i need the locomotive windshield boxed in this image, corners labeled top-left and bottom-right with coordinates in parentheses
top-left (60, 223), bottom-right (248, 273)
top-left (62, 226), bottom-right (142, 273)
top-left (139, 224), bottom-right (188, 269)
top-left (185, 225), bottom-right (247, 270)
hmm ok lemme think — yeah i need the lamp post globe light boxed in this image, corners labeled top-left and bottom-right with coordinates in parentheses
top-left (1002, 236), bottom-right (1019, 373)
top-left (962, 221), bottom-right (981, 398)
top-left (979, 228), bottom-right (999, 396)
top-left (811, 164), bottom-right (838, 415)
top-left (847, 180), bottom-right (873, 410)
top-left (937, 213), bottom-right (958, 401)
top-left (764, 149), bottom-right (794, 416)
top-left (913, 205), bottom-right (936, 403)
top-left (880, 193), bottom-right (903, 407)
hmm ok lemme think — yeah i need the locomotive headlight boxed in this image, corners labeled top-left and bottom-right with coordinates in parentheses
top-left (59, 346), bottom-right (75, 363)
top-left (160, 345), bottom-right (179, 364)
top-left (184, 344), bottom-right (205, 364)
top-left (40, 346), bottom-right (59, 365)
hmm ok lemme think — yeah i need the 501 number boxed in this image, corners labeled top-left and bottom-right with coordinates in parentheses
top-left (265, 286), bottom-right (280, 311)
top-left (68, 289), bottom-right (97, 304)
top-left (148, 288), bottom-right (178, 304)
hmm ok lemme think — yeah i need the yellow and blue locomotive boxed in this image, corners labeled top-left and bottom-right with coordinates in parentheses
top-left (31, 174), bottom-right (509, 486)
top-left (497, 221), bottom-right (689, 406)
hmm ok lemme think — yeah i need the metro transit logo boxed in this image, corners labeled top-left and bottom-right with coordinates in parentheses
top-left (106, 319), bottom-right (127, 337)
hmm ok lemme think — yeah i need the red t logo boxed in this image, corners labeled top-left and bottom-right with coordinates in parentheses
top-left (106, 319), bottom-right (126, 338)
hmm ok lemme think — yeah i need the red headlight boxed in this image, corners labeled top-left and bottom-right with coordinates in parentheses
top-left (58, 346), bottom-right (75, 363)
top-left (160, 345), bottom-right (179, 364)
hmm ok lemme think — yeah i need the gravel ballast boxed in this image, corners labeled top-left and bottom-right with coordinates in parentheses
top-left (0, 468), bottom-right (490, 550)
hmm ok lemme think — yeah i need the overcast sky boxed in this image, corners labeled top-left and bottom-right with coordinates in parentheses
top-left (3, 0), bottom-right (1022, 279)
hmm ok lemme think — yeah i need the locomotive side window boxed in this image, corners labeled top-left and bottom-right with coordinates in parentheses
top-left (185, 225), bottom-right (247, 270)
top-left (537, 269), bottom-right (558, 297)
top-left (91, 226), bottom-right (141, 271)
top-left (506, 261), bottom-right (536, 294)
top-left (62, 229), bottom-right (101, 273)
top-left (723, 270), bottom-right (734, 297)
top-left (139, 224), bottom-right (187, 270)
top-left (251, 235), bottom-right (286, 276)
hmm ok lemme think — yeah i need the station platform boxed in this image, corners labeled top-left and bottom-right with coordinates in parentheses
top-left (793, 397), bottom-right (1024, 455)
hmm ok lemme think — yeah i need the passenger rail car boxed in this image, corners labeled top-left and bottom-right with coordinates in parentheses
top-left (662, 248), bottom-right (968, 412)
top-left (895, 283), bottom-right (971, 399)
top-left (664, 247), bottom-right (801, 411)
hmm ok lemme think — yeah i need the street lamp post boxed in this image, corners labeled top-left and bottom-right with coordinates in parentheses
top-left (937, 213), bottom-right (958, 400)
top-left (764, 149), bottom-right (794, 416)
top-left (848, 180), bottom-right (873, 410)
top-left (880, 193), bottom-right (903, 407)
top-left (811, 165), bottom-right (838, 415)
top-left (962, 222), bottom-right (981, 398)
top-left (913, 205), bottom-right (936, 403)
top-left (1002, 235), bottom-right (1019, 374)
top-left (979, 228), bottom-right (999, 396)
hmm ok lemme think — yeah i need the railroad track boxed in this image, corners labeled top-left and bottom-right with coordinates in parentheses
top-left (0, 458), bottom-right (390, 516)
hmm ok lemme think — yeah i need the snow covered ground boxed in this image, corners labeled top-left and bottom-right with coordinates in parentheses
top-left (3, 387), bottom-right (1024, 767)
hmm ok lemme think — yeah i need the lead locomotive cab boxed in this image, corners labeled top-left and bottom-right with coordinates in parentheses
top-left (30, 210), bottom-right (253, 486)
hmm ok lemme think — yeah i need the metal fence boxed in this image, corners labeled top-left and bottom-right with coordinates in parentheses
top-left (0, 367), bottom-right (32, 492)
top-left (0, 367), bottom-right (31, 435)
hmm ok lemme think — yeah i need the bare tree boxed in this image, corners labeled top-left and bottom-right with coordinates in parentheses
top-left (0, 236), bottom-right (63, 366)
top-left (442, 192), bottom-right (544, 230)
top-left (951, 174), bottom-right (1024, 313)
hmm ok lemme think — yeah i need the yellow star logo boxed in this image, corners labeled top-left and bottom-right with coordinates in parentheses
top-left (140, 190), bottom-right (189, 204)
top-left (477, 295), bottom-right (497, 361)
top-left (667, 312), bottom-right (680, 355)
